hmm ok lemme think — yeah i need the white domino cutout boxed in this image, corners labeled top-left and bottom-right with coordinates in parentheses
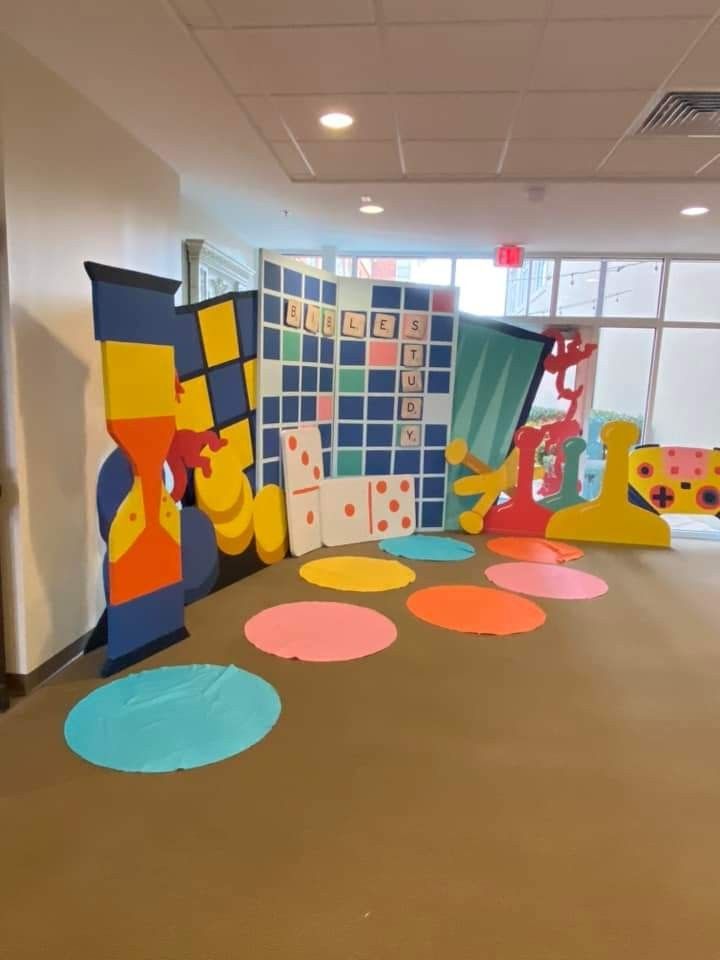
top-left (280, 426), bottom-right (324, 556)
top-left (320, 475), bottom-right (416, 548)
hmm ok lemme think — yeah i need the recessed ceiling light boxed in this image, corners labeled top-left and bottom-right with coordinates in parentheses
top-left (359, 204), bottom-right (384, 215)
top-left (681, 205), bottom-right (709, 216)
top-left (319, 111), bottom-right (354, 130)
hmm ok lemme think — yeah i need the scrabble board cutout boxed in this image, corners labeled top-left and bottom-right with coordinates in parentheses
top-left (257, 255), bottom-right (337, 491)
top-left (333, 277), bottom-right (457, 531)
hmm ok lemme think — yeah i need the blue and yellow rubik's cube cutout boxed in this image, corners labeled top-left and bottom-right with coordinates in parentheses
top-left (174, 292), bottom-right (258, 490)
top-left (260, 259), bottom-right (337, 487)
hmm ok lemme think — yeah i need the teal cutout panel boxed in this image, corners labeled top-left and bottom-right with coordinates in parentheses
top-left (445, 316), bottom-right (552, 531)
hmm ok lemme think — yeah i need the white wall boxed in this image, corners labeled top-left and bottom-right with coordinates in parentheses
top-left (0, 35), bottom-right (180, 674)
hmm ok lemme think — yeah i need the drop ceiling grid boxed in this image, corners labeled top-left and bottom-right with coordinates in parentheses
top-left (173, 0), bottom-right (720, 182)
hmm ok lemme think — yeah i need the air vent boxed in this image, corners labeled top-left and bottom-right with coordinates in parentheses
top-left (637, 91), bottom-right (720, 137)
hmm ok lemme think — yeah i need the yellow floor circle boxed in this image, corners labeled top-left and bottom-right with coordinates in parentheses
top-left (299, 556), bottom-right (416, 592)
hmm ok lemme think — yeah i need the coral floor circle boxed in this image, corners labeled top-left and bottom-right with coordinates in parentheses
top-left (486, 536), bottom-right (583, 564)
top-left (64, 664), bottom-right (281, 773)
top-left (484, 562), bottom-right (608, 600)
top-left (407, 584), bottom-right (545, 636)
top-left (299, 556), bottom-right (416, 592)
top-left (379, 534), bottom-right (476, 562)
top-left (245, 601), bottom-right (397, 662)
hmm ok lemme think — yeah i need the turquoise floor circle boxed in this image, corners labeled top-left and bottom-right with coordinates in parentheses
top-left (64, 664), bottom-right (281, 774)
top-left (379, 534), bottom-right (476, 562)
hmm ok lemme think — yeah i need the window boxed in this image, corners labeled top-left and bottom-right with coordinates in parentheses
top-left (651, 328), bottom-right (720, 446)
top-left (335, 256), bottom-right (353, 277)
top-left (504, 259), bottom-right (554, 317)
top-left (355, 257), bottom-right (452, 285)
top-left (455, 259), bottom-right (507, 316)
top-left (664, 261), bottom-right (720, 323)
top-left (602, 260), bottom-right (662, 318)
top-left (556, 260), bottom-right (601, 317)
top-left (289, 255), bottom-right (323, 268)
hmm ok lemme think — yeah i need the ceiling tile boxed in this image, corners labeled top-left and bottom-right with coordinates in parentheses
top-left (695, 153), bottom-right (720, 178)
top-left (396, 93), bottom-right (517, 139)
top-left (551, 0), bottom-right (718, 17)
top-left (274, 94), bottom-right (396, 141)
top-left (404, 140), bottom-right (504, 176)
top-left (211, 0), bottom-right (375, 27)
top-left (240, 97), bottom-right (291, 140)
top-left (502, 140), bottom-right (615, 176)
top-left (293, 140), bottom-right (402, 179)
top-left (386, 22), bottom-right (542, 92)
top-left (271, 142), bottom-right (314, 179)
top-left (671, 22), bottom-right (720, 86)
top-left (382, 0), bottom-right (548, 22)
top-left (601, 137), bottom-right (720, 176)
top-left (531, 19), bottom-right (705, 90)
top-left (172, 0), bottom-right (220, 26)
top-left (196, 27), bottom-right (385, 94)
top-left (514, 91), bottom-right (653, 139)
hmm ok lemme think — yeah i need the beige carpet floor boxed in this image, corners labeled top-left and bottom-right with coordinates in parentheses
top-left (1, 536), bottom-right (720, 959)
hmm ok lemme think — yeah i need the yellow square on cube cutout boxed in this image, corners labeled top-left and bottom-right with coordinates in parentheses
top-left (176, 375), bottom-right (214, 432)
top-left (198, 300), bottom-right (240, 367)
top-left (243, 358), bottom-right (257, 411)
top-left (102, 341), bottom-right (175, 420)
top-left (220, 418), bottom-right (254, 472)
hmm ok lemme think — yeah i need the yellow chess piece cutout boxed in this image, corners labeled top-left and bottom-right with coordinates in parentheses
top-left (195, 443), bottom-right (245, 523)
top-left (213, 473), bottom-right (255, 556)
top-left (546, 420), bottom-right (670, 548)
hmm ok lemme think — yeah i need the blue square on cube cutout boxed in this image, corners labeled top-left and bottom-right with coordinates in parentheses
top-left (263, 293), bottom-right (281, 325)
top-left (236, 295), bottom-right (257, 357)
top-left (339, 396), bottom-right (364, 420)
top-left (425, 424), bottom-right (448, 447)
top-left (208, 362), bottom-right (247, 425)
top-left (283, 268), bottom-right (302, 297)
top-left (304, 275), bottom-right (320, 302)
top-left (302, 334), bottom-right (319, 363)
top-left (339, 423), bottom-right (363, 447)
top-left (394, 450), bottom-right (421, 474)
top-left (428, 370), bottom-right (451, 394)
top-left (246, 464), bottom-right (256, 493)
top-left (320, 337), bottom-right (334, 364)
top-left (372, 285), bottom-right (402, 309)
top-left (319, 423), bottom-right (332, 449)
top-left (405, 286), bottom-right (430, 311)
top-left (340, 340), bottom-right (366, 366)
top-left (174, 313), bottom-right (204, 377)
top-left (323, 451), bottom-right (331, 475)
top-left (263, 396), bottom-right (280, 424)
top-left (282, 365), bottom-right (299, 392)
top-left (322, 280), bottom-right (337, 306)
top-left (263, 260), bottom-right (281, 292)
top-left (263, 326), bottom-right (280, 360)
top-left (422, 501), bottom-right (444, 528)
top-left (319, 367), bottom-right (333, 392)
top-left (282, 395), bottom-right (299, 423)
top-left (263, 427), bottom-right (279, 459)
top-left (302, 366), bottom-right (318, 392)
top-left (431, 314), bottom-right (454, 342)
top-left (263, 459), bottom-right (280, 486)
top-left (367, 424), bottom-right (393, 446)
top-left (368, 396), bottom-right (395, 421)
top-left (366, 450), bottom-right (392, 475)
top-left (424, 476), bottom-right (445, 498)
top-left (424, 450), bottom-right (447, 474)
top-left (371, 312), bottom-right (398, 339)
top-left (429, 344), bottom-right (452, 368)
top-left (301, 396), bottom-right (317, 422)
top-left (368, 370), bottom-right (396, 393)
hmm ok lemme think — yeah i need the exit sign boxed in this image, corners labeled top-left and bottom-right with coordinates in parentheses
top-left (495, 245), bottom-right (525, 268)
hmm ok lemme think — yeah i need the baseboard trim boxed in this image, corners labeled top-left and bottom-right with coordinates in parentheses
top-left (6, 632), bottom-right (89, 696)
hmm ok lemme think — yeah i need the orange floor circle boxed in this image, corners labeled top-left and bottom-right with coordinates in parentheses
top-left (407, 584), bottom-right (546, 636)
top-left (486, 537), bottom-right (583, 564)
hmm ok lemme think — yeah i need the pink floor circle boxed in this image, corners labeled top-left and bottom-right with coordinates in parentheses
top-left (244, 601), bottom-right (397, 662)
top-left (484, 562), bottom-right (608, 600)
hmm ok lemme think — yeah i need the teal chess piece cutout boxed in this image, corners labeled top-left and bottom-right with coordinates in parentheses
top-left (541, 436), bottom-right (588, 512)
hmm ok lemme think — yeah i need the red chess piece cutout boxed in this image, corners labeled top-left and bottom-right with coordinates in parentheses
top-left (484, 426), bottom-right (552, 537)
